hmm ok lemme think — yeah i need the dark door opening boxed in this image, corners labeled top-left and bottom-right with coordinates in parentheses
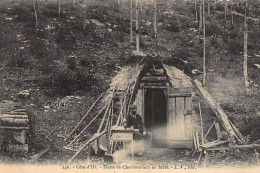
top-left (144, 89), bottom-right (167, 148)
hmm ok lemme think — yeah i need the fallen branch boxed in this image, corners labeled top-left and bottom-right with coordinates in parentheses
top-left (28, 147), bottom-right (50, 163)
top-left (68, 130), bottom-right (107, 163)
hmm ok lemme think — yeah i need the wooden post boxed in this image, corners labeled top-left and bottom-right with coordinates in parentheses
top-left (214, 122), bottom-right (221, 140)
top-left (130, 0), bottom-right (133, 43)
top-left (202, 0), bottom-right (206, 85)
top-left (33, 0), bottom-right (38, 29)
top-left (199, 102), bottom-right (204, 145)
top-left (154, 1), bottom-right (157, 38)
top-left (135, 0), bottom-right (140, 52)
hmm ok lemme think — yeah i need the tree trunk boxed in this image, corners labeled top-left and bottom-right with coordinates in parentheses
top-left (231, 0), bottom-right (234, 25)
top-left (135, 0), bottom-right (140, 52)
top-left (33, 0), bottom-right (38, 29)
top-left (73, 0), bottom-right (75, 7)
top-left (140, 0), bottom-right (143, 13)
top-left (199, 2), bottom-right (202, 33)
top-left (195, 0), bottom-right (198, 22)
top-left (207, 0), bottom-right (210, 17)
top-left (58, 0), bottom-right (61, 16)
top-left (224, 1), bottom-right (227, 20)
top-left (202, 0), bottom-right (206, 85)
top-left (130, 0), bottom-right (133, 43)
top-left (154, 1), bottom-right (157, 38)
top-left (243, 1), bottom-right (249, 87)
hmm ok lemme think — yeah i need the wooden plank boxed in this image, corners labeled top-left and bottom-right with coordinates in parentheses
top-left (140, 82), bottom-right (170, 86)
top-left (140, 86), bottom-right (169, 89)
top-left (167, 96), bottom-right (175, 142)
top-left (194, 79), bottom-right (238, 143)
top-left (184, 97), bottom-right (193, 139)
top-left (169, 93), bottom-right (191, 97)
top-left (176, 97), bottom-right (185, 139)
top-left (141, 76), bottom-right (168, 82)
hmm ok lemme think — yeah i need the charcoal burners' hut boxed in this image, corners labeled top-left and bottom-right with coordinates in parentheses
top-left (109, 58), bottom-right (193, 148)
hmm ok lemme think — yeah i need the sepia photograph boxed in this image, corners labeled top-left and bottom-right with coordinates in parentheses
top-left (0, 0), bottom-right (260, 172)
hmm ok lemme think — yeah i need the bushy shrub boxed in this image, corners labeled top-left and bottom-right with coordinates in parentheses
top-left (56, 27), bottom-right (76, 50)
top-left (228, 40), bottom-right (243, 55)
top-left (215, 3), bottom-right (225, 11)
top-left (206, 23), bottom-right (222, 36)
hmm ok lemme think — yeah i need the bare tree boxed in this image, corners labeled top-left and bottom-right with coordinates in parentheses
top-left (58, 0), bottom-right (61, 16)
top-left (231, 0), bottom-right (234, 25)
top-left (135, 0), bottom-right (140, 52)
top-left (224, 0), bottom-right (227, 20)
top-left (195, 0), bottom-right (198, 22)
top-left (130, 0), bottom-right (133, 43)
top-left (154, 1), bottom-right (157, 38)
top-left (199, 1), bottom-right (202, 33)
top-left (202, 0), bottom-right (206, 85)
top-left (243, 1), bottom-right (249, 87)
top-left (33, 0), bottom-right (38, 29)
top-left (207, 0), bottom-right (210, 17)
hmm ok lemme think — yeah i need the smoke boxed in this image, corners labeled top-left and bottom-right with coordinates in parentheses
top-left (112, 140), bottom-right (145, 163)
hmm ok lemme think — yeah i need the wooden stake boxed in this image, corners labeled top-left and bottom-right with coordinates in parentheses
top-left (203, 120), bottom-right (216, 141)
top-left (32, 0), bottom-right (38, 29)
top-left (254, 149), bottom-right (259, 166)
top-left (199, 102), bottom-right (204, 145)
top-left (66, 100), bottom-right (110, 147)
top-left (66, 92), bottom-right (105, 141)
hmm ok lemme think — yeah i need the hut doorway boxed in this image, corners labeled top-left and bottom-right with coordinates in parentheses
top-left (144, 89), bottom-right (167, 148)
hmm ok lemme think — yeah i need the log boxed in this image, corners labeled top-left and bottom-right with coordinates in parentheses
top-left (0, 114), bottom-right (28, 119)
top-left (194, 79), bottom-right (238, 143)
top-left (0, 126), bottom-right (29, 130)
top-left (200, 140), bottom-right (229, 149)
top-left (68, 130), bottom-right (107, 163)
